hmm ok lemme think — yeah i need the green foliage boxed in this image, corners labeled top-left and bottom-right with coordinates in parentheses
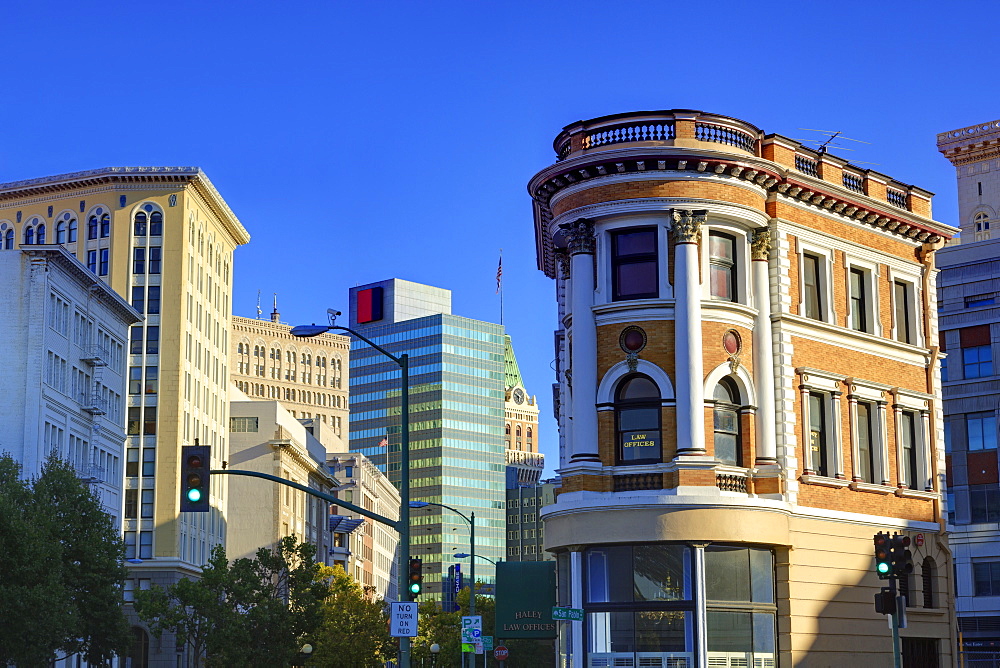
top-left (0, 453), bottom-right (131, 666)
top-left (135, 536), bottom-right (329, 667)
top-left (308, 565), bottom-right (394, 667)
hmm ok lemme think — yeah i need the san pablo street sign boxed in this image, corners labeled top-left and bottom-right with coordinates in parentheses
top-left (551, 606), bottom-right (584, 621)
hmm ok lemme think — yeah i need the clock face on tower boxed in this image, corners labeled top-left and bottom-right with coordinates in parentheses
top-left (513, 388), bottom-right (525, 404)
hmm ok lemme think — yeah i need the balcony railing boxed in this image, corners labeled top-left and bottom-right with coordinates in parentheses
top-left (887, 188), bottom-right (907, 209)
top-left (794, 155), bottom-right (819, 177)
top-left (613, 473), bottom-right (662, 492)
top-left (695, 122), bottom-right (756, 153)
top-left (582, 121), bottom-right (675, 151)
top-left (554, 110), bottom-right (762, 161)
top-left (842, 172), bottom-right (865, 194)
top-left (716, 473), bottom-right (748, 493)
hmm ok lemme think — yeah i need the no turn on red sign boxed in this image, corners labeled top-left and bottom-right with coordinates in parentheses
top-left (494, 646), bottom-right (509, 661)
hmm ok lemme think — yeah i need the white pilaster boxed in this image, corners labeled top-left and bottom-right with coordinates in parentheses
top-left (673, 210), bottom-right (706, 455)
top-left (751, 228), bottom-right (777, 463)
top-left (563, 219), bottom-right (600, 465)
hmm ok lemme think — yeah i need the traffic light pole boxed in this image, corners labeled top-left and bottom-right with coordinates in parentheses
top-left (289, 317), bottom-right (412, 668)
top-left (888, 577), bottom-right (901, 668)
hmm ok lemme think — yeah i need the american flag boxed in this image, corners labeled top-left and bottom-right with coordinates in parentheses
top-left (377, 437), bottom-right (388, 449)
top-left (496, 254), bottom-right (503, 293)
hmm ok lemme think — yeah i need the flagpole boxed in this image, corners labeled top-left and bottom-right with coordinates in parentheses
top-left (497, 249), bottom-right (504, 326)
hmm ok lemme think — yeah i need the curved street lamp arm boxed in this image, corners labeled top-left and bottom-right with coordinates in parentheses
top-left (326, 325), bottom-right (404, 367)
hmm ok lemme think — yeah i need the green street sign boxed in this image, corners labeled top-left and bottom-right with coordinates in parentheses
top-left (483, 636), bottom-right (494, 651)
top-left (551, 606), bottom-right (584, 621)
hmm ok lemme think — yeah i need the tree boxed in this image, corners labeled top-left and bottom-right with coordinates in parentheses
top-left (308, 565), bottom-right (394, 667)
top-left (135, 536), bottom-right (329, 667)
top-left (0, 453), bottom-right (131, 666)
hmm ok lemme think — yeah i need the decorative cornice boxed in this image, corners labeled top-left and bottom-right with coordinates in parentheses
top-left (0, 167), bottom-right (250, 247)
top-left (531, 151), bottom-right (954, 278)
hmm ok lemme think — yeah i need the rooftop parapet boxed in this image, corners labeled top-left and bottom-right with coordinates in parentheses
top-left (937, 120), bottom-right (1000, 166)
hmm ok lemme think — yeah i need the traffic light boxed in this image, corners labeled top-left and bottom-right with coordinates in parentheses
top-left (891, 533), bottom-right (913, 577)
top-left (180, 444), bottom-right (210, 512)
top-left (874, 587), bottom-right (894, 615)
top-left (873, 532), bottom-right (892, 579)
top-left (408, 557), bottom-right (423, 598)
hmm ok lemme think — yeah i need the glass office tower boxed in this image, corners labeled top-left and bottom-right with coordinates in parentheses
top-left (348, 279), bottom-right (506, 595)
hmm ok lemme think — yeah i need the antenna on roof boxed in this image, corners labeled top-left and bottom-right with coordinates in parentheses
top-left (796, 128), bottom-right (872, 154)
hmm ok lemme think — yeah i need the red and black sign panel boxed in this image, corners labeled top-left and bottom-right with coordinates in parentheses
top-left (357, 287), bottom-right (384, 323)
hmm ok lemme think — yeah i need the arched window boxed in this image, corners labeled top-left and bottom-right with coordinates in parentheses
top-left (713, 377), bottom-right (742, 466)
top-left (922, 557), bottom-right (936, 608)
top-left (24, 226), bottom-right (34, 245)
top-left (36, 224), bottom-right (46, 244)
top-left (88, 214), bottom-right (99, 239)
top-left (527, 427), bottom-right (533, 440)
top-left (4, 228), bottom-right (12, 249)
top-left (616, 374), bottom-right (661, 464)
top-left (55, 221), bottom-right (66, 244)
top-left (516, 426), bottom-right (522, 437)
top-left (68, 218), bottom-right (77, 243)
top-left (150, 211), bottom-right (162, 236)
top-left (975, 212), bottom-right (990, 231)
top-left (100, 214), bottom-right (110, 238)
top-left (134, 211), bottom-right (148, 236)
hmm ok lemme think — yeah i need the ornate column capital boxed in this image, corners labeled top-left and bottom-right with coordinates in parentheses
top-left (560, 218), bottom-right (596, 255)
top-left (554, 248), bottom-right (571, 279)
top-left (669, 209), bottom-right (707, 244)
top-left (750, 228), bottom-right (771, 260)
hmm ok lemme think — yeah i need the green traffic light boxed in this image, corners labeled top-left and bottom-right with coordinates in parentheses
top-left (877, 562), bottom-right (890, 574)
top-left (409, 583), bottom-right (421, 594)
top-left (187, 488), bottom-right (202, 503)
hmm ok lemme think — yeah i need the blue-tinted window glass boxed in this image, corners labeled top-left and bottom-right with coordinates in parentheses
top-left (967, 413), bottom-right (997, 451)
top-left (964, 345), bottom-right (993, 379)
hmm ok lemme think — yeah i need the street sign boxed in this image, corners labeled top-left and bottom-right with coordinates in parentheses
top-left (461, 628), bottom-right (482, 642)
top-left (494, 646), bottom-right (509, 661)
top-left (389, 601), bottom-right (418, 637)
top-left (552, 606), bottom-right (585, 621)
top-left (483, 636), bottom-right (494, 651)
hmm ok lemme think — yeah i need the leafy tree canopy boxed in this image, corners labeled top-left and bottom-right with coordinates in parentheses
top-left (0, 453), bottom-right (131, 666)
top-left (136, 536), bottom-right (329, 667)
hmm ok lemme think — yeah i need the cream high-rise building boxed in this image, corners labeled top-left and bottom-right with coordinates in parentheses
top-left (230, 312), bottom-right (350, 451)
top-left (0, 167), bottom-right (249, 667)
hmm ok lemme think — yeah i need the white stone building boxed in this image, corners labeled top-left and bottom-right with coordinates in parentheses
top-left (0, 245), bottom-right (139, 526)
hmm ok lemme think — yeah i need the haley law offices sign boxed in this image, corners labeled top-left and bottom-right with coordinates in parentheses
top-left (495, 561), bottom-right (557, 639)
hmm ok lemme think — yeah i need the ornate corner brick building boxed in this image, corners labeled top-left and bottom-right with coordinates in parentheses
top-left (530, 110), bottom-right (956, 666)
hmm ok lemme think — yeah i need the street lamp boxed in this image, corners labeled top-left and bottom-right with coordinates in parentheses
top-left (430, 643), bottom-right (440, 668)
top-left (410, 499), bottom-right (477, 666)
top-left (454, 553), bottom-right (499, 566)
top-left (292, 311), bottom-right (412, 668)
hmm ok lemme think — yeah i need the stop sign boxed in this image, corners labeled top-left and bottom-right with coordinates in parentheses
top-left (494, 646), bottom-right (509, 661)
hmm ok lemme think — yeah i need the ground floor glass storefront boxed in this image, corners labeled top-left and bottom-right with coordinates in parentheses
top-left (566, 543), bottom-right (776, 668)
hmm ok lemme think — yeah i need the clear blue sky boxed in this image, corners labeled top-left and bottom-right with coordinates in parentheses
top-left (4, 1), bottom-right (999, 474)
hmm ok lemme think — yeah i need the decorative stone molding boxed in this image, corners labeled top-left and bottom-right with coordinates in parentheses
top-left (561, 218), bottom-right (596, 255)
top-left (750, 228), bottom-right (771, 261)
top-left (669, 209), bottom-right (706, 244)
